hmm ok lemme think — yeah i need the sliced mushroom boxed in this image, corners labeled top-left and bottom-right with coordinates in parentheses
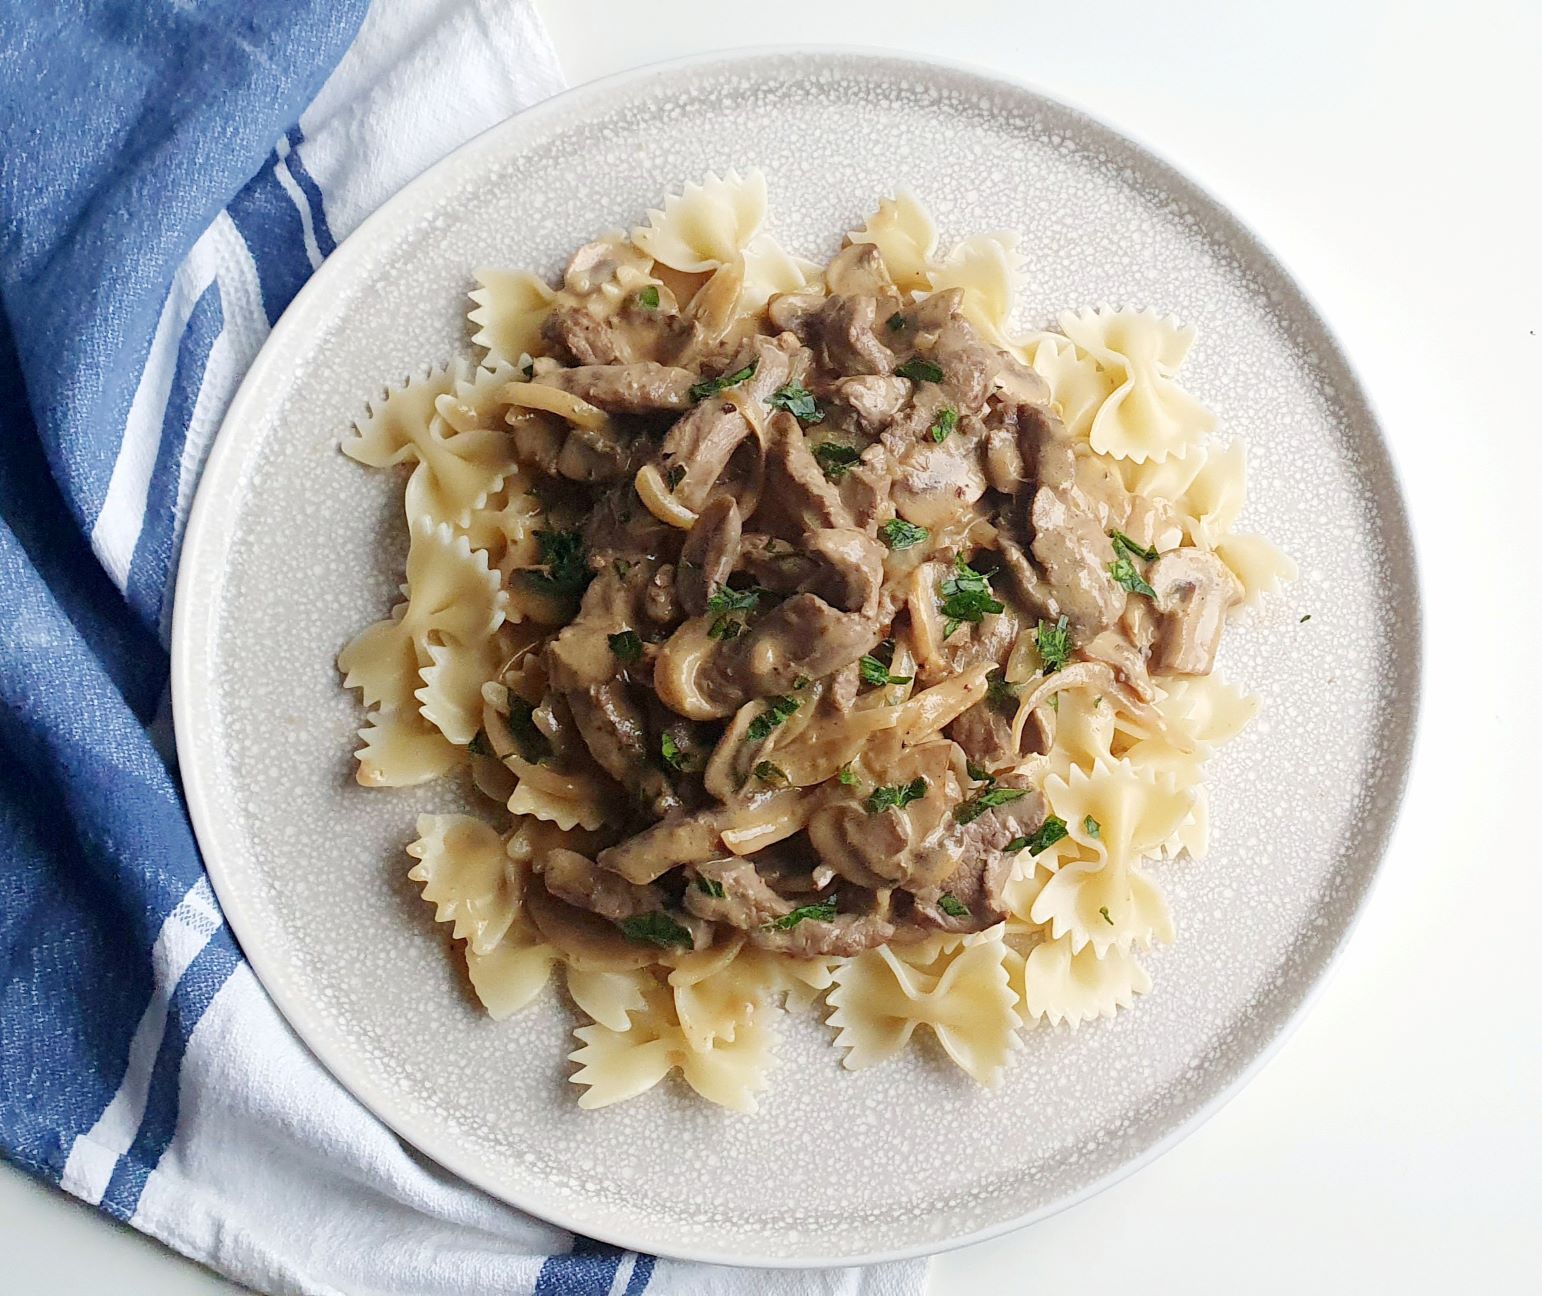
top-left (1147, 548), bottom-right (1245, 676)
top-left (540, 848), bottom-right (662, 923)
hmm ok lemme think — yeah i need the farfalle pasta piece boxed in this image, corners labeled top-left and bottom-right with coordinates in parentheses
top-left (468, 269), bottom-right (556, 367)
top-left (465, 929), bottom-right (558, 1020)
top-left (566, 965), bottom-right (650, 1032)
top-left (416, 631), bottom-right (508, 747)
top-left (506, 777), bottom-right (614, 832)
top-left (1030, 855), bottom-right (1175, 956)
top-left (827, 930), bottom-right (1020, 1088)
top-left (568, 981), bottom-right (774, 1112)
top-left (923, 232), bottom-right (1025, 351)
top-left (1022, 334), bottom-right (1115, 441)
top-left (1045, 758), bottom-right (1196, 869)
top-left (406, 813), bottom-right (521, 955)
top-left (1215, 532), bottom-right (1299, 605)
top-left (1058, 306), bottom-right (1216, 463)
top-left (1023, 935), bottom-right (1152, 1028)
top-left (353, 706), bottom-right (461, 788)
top-left (631, 169), bottom-right (767, 273)
top-left (847, 192), bottom-right (937, 290)
top-left (739, 232), bottom-right (821, 313)
top-left (338, 520), bottom-right (505, 718)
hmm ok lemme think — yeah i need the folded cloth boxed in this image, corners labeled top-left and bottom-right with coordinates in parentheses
top-left (0, 2), bottom-right (928, 1293)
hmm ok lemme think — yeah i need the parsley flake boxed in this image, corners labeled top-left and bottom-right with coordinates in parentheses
top-left (1034, 615), bottom-right (1074, 673)
top-left (688, 357), bottom-right (758, 403)
top-left (886, 312), bottom-right (908, 332)
top-left (521, 359), bottom-right (535, 380)
top-left (1099, 905), bottom-right (1114, 925)
top-left (769, 383), bottom-right (821, 424)
top-left (659, 733), bottom-right (690, 772)
top-left (528, 529), bottom-right (592, 597)
top-left (1110, 530), bottom-right (1159, 562)
top-left (1300, 613), bottom-right (1312, 623)
top-left (955, 785), bottom-right (1028, 825)
top-left (858, 655), bottom-right (912, 687)
top-left (879, 517), bottom-right (929, 551)
top-left (1110, 556), bottom-right (1158, 598)
top-left (929, 407), bottom-right (959, 443)
top-left (706, 584), bottom-right (760, 641)
top-left (746, 695), bottom-right (799, 743)
top-left (637, 284), bottom-right (660, 310)
top-left (939, 557), bottom-right (1004, 638)
top-left (895, 357), bottom-right (944, 383)
top-left (938, 894), bottom-right (970, 918)
top-left (620, 912), bottom-right (694, 949)
top-left (965, 760), bottom-right (995, 784)
top-left (754, 761), bottom-right (789, 786)
top-left (1020, 816), bottom-right (1069, 855)
top-left (697, 877), bottom-right (726, 899)
top-left (467, 729), bottom-right (493, 758)
top-left (866, 777), bottom-right (928, 814)
top-left (608, 630), bottom-right (643, 663)
top-left (812, 440), bottom-right (861, 480)
top-left (506, 695), bottom-right (552, 763)
top-left (1082, 814), bottom-right (1101, 839)
top-left (765, 896), bottom-right (837, 930)
top-left (837, 764), bottom-right (859, 786)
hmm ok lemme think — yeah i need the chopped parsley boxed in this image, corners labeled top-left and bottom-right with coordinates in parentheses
top-left (1082, 814), bottom-right (1102, 839)
top-left (1300, 613), bottom-right (1312, 623)
top-left (955, 785), bottom-right (1028, 825)
top-left (768, 383), bottom-right (821, 423)
top-left (858, 655), bottom-right (912, 687)
top-left (746, 695), bottom-right (800, 742)
top-left (986, 670), bottom-right (1020, 712)
top-left (664, 463), bottom-right (686, 491)
top-left (528, 529), bottom-right (592, 597)
top-left (636, 284), bottom-right (660, 310)
top-left (939, 557), bottom-right (1004, 638)
top-left (1099, 905), bottom-right (1114, 926)
top-left (866, 777), bottom-right (928, 814)
top-left (929, 407), bottom-right (959, 443)
top-left (706, 583), bottom-right (760, 641)
top-left (1110, 556), bottom-right (1157, 598)
top-left (688, 357), bottom-right (758, 403)
top-left (812, 440), bottom-right (861, 480)
top-left (837, 764), bottom-right (859, 786)
top-left (965, 760), bottom-right (995, 784)
top-left (753, 761), bottom-right (789, 786)
top-left (697, 877), bottom-right (726, 899)
top-left (886, 312), bottom-right (908, 332)
top-left (793, 674), bottom-right (811, 690)
top-left (658, 732), bottom-right (690, 772)
top-left (938, 894), bottom-right (970, 918)
top-left (879, 517), bottom-right (929, 551)
top-left (506, 694), bottom-right (552, 763)
top-left (765, 896), bottom-right (837, 930)
top-left (521, 359), bottom-right (535, 380)
top-left (607, 629), bottom-right (643, 663)
top-left (1110, 530), bottom-right (1159, 562)
top-left (1004, 836), bottom-right (1030, 853)
top-left (620, 912), bottom-right (694, 949)
top-left (467, 729), bottom-right (493, 758)
top-left (1018, 815), bottom-right (1069, 856)
top-left (1034, 615), bottom-right (1074, 673)
top-left (895, 357), bottom-right (944, 383)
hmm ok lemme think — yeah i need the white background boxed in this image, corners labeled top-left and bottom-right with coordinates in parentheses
top-left (3, 1), bottom-right (1538, 1291)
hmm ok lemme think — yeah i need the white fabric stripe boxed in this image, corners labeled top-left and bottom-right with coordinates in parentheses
top-left (273, 136), bottom-right (324, 269)
top-left (156, 214), bottom-right (271, 642)
top-left (90, 225), bottom-right (222, 586)
top-left (607, 1253), bottom-right (637, 1296)
top-left (58, 878), bottom-right (223, 1204)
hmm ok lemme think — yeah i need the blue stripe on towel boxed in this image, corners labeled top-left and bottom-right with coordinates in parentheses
top-left (124, 281), bottom-right (225, 622)
top-left (533, 1236), bottom-right (630, 1295)
top-left (228, 149), bottom-right (317, 325)
top-left (282, 126), bottom-right (338, 259)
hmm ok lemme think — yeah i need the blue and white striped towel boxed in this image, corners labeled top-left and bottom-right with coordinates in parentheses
top-left (0, 2), bottom-right (927, 1292)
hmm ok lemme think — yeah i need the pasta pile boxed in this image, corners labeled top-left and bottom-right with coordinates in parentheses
top-left (338, 172), bottom-right (1293, 1111)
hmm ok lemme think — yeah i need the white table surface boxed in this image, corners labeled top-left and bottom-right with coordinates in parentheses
top-left (4, 0), bottom-right (1538, 1291)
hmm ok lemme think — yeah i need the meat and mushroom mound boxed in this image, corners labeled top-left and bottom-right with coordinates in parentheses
top-left (481, 232), bottom-right (1240, 963)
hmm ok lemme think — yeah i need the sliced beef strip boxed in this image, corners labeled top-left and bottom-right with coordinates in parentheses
top-left (930, 320), bottom-right (1000, 414)
top-left (682, 859), bottom-right (796, 929)
top-left (676, 494), bottom-right (742, 617)
top-left (800, 528), bottom-right (885, 615)
top-left (814, 294), bottom-right (896, 376)
top-left (747, 910), bottom-right (897, 958)
top-left (538, 362), bottom-right (695, 413)
top-left (541, 848), bottom-right (663, 923)
top-left (597, 808), bottom-right (730, 885)
top-left (909, 781), bottom-right (1046, 931)
top-left (658, 334), bottom-right (799, 512)
top-left (542, 305), bottom-right (634, 366)
top-left (1029, 484), bottom-right (1127, 638)
top-left (755, 412), bottom-right (857, 534)
top-left (838, 375), bottom-right (912, 432)
top-left (565, 681), bottom-right (677, 814)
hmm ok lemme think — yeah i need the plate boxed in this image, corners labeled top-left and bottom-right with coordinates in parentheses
top-left (172, 50), bottom-right (1419, 1266)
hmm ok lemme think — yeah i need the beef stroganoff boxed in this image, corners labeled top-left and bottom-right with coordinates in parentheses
top-left (338, 171), bottom-right (1294, 1111)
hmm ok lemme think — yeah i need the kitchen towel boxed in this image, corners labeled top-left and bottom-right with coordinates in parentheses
top-left (0, 2), bottom-right (926, 1293)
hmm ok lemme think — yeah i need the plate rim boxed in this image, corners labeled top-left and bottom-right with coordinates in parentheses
top-left (171, 44), bottom-right (1423, 1268)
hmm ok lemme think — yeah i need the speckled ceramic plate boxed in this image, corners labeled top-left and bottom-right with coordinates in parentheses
top-left (172, 50), bottom-right (1419, 1266)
